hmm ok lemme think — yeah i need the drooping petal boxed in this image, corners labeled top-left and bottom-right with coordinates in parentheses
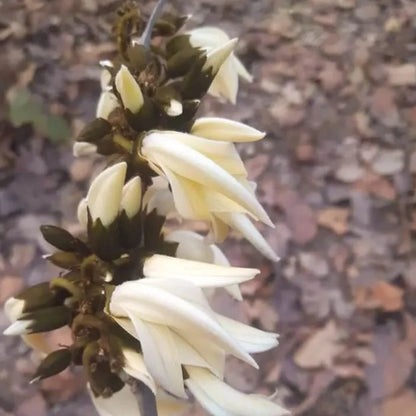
top-left (142, 132), bottom-right (272, 225)
top-left (143, 254), bottom-right (259, 288)
top-left (110, 279), bottom-right (258, 368)
top-left (216, 314), bottom-right (279, 353)
top-left (122, 348), bottom-right (157, 394)
top-left (191, 117), bottom-right (265, 142)
top-left (216, 212), bottom-right (279, 262)
top-left (86, 162), bottom-right (127, 226)
top-left (89, 384), bottom-right (142, 416)
top-left (209, 56), bottom-right (239, 104)
top-left (185, 367), bottom-right (288, 416)
top-left (122, 314), bottom-right (186, 398)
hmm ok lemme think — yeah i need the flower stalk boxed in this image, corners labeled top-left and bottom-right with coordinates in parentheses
top-left (3, 2), bottom-right (287, 416)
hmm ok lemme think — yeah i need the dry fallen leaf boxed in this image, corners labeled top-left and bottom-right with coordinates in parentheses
top-left (294, 321), bottom-right (345, 369)
top-left (354, 281), bottom-right (404, 312)
top-left (317, 207), bottom-right (349, 235)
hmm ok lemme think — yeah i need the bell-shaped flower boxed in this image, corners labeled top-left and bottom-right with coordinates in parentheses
top-left (115, 65), bottom-right (144, 113)
top-left (188, 27), bottom-right (253, 103)
top-left (185, 366), bottom-right (288, 416)
top-left (86, 162), bottom-right (127, 227)
top-left (141, 130), bottom-right (272, 226)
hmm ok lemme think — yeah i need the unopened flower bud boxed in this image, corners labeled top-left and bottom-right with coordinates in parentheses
top-left (121, 177), bottom-right (142, 219)
top-left (115, 65), bottom-right (144, 113)
top-left (87, 162), bottom-right (127, 227)
top-left (3, 305), bottom-right (71, 336)
top-left (31, 349), bottom-right (72, 383)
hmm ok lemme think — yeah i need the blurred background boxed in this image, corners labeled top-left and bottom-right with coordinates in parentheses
top-left (1, 0), bottom-right (416, 415)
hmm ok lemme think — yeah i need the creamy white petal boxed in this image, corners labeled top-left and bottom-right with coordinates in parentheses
top-left (233, 56), bottom-right (253, 82)
top-left (203, 38), bottom-right (238, 74)
top-left (77, 198), bottom-right (88, 227)
top-left (156, 390), bottom-right (188, 416)
top-left (142, 177), bottom-right (177, 217)
top-left (3, 320), bottom-right (32, 336)
top-left (121, 176), bottom-right (142, 218)
top-left (209, 56), bottom-right (239, 104)
top-left (122, 348), bottom-right (157, 394)
top-left (142, 133), bottom-right (272, 225)
top-left (89, 384), bottom-right (141, 416)
top-left (123, 314), bottom-right (186, 398)
top-left (115, 65), bottom-right (144, 113)
top-left (73, 142), bottom-right (97, 157)
top-left (100, 68), bottom-right (112, 90)
top-left (191, 117), bottom-right (265, 142)
top-left (216, 314), bottom-right (279, 353)
top-left (110, 280), bottom-right (257, 368)
top-left (217, 213), bottom-right (279, 262)
top-left (185, 367), bottom-right (288, 416)
top-left (4, 297), bottom-right (25, 321)
top-left (188, 27), bottom-right (230, 48)
top-left (87, 162), bottom-right (127, 226)
top-left (96, 91), bottom-right (119, 119)
top-left (143, 254), bottom-right (258, 288)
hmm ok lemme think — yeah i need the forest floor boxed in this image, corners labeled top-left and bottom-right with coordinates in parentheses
top-left (1, 0), bottom-right (416, 415)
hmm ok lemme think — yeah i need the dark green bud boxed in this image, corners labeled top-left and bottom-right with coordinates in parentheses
top-left (77, 118), bottom-right (112, 144)
top-left (45, 251), bottom-right (83, 269)
top-left (31, 349), bottom-right (72, 383)
top-left (40, 225), bottom-right (89, 254)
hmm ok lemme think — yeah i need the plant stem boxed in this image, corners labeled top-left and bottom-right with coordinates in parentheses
top-left (140, 0), bottom-right (168, 49)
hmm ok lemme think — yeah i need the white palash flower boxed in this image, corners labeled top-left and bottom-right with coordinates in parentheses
top-left (188, 27), bottom-right (253, 104)
top-left (108, 255), bottom-right (283, 415)
top-left (166, 230), bottom-right (242, 300)
top-left (141, 120), bottom-right (278, 261)
top-left (77, 163), bottom-right (142, 228)
top-left (115, 65), bottom-right (144, 113)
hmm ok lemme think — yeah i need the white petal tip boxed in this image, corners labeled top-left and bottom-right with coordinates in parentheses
top-left (3, 320), bottom-right (31, 336)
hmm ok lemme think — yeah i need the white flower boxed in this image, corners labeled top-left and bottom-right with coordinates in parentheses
top-left (108, 255), bottom-right (279, 406)
top-left (142, 177), bottom-right (177, 217)
top-left (115, 65), bottom-right (144, 113)
top-left (86, 162), bottom-right (127, 227)
top-left (188, 27), bottom-right (253, 104)
top-left (141, 130), bottom-right (272, 226)
top-left (165, 230), bottom-right (242, 300)
top-left (185, 366), bottom-right (288, 416)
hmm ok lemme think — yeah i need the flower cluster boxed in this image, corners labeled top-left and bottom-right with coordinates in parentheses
top-left (4, 2), bottom-right (286, 416)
